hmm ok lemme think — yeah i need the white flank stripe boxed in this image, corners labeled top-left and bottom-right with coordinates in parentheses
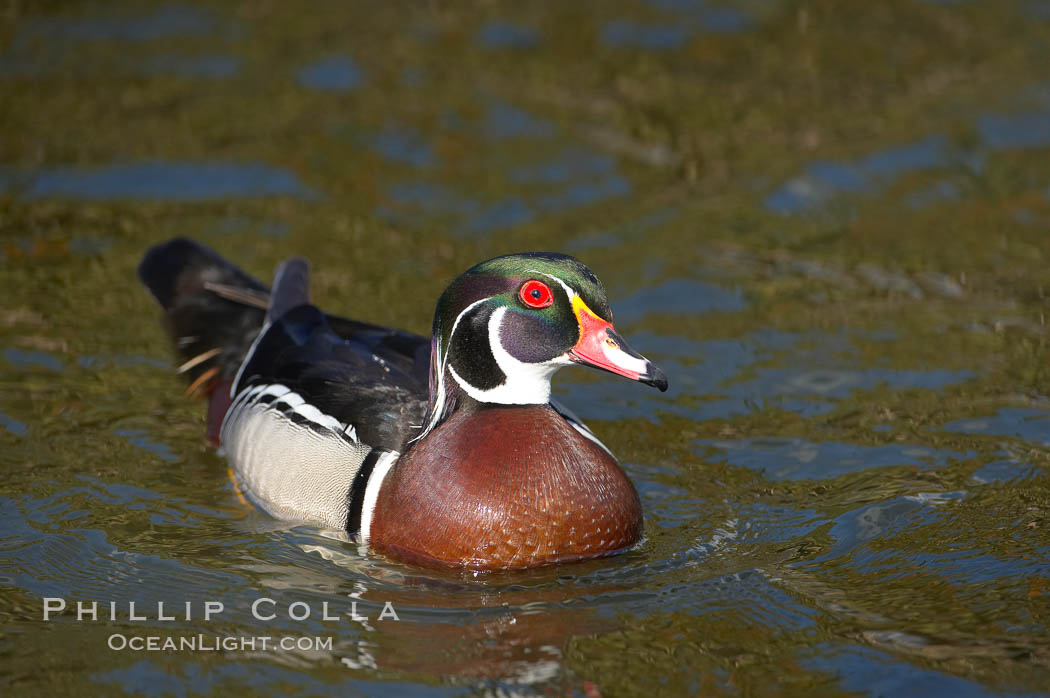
top-left (289, 401), bottom-right (344, 432)
top-left (276, 391), bottom-right (304, 408)
top-left (359, 451), bottom-right (400, 542)
top-left (221, 383), bottom-right (353, 450)
top-left (258, 384), bottom-right (291, 400)
top-left (220, 384), bottom-right (264, 441)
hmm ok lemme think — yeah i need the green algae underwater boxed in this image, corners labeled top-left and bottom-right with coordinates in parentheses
top-left (2, 1), bottom-right (1050, 696)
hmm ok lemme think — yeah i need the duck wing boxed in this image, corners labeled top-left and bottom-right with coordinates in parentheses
top-left (231, 257), bottom-right (430, 452)
top-left (140, 239), bottom-right (430, 532)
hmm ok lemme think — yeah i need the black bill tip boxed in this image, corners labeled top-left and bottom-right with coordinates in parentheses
top-left (640, 362), bottom-right (669, 392)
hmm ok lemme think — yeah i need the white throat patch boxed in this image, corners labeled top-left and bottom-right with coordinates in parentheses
top-left (448, 305), bottom-right (570, 405)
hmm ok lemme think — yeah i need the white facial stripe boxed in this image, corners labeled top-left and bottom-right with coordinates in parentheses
top-left (526, 269), bottom-right (577, 302)
top-left (413, 297), bottom-right (489, 441)
top-left (448, 305), bottom-right (570, 405)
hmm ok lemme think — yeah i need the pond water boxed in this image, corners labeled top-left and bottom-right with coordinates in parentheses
top-left (2, 1), bottom-right (1050, 696)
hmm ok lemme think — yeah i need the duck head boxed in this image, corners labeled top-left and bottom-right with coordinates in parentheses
top-left (417, 253), bottom-right (667, 438)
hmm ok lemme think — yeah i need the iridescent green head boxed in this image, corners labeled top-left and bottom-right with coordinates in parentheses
top-left (417, 252), bottom-right (667, 438)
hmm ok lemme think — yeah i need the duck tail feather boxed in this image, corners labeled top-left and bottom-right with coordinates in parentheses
top-left (138, 237), bottom-right (270, 393)
top-left (267, 257), bottom-right (311, 323)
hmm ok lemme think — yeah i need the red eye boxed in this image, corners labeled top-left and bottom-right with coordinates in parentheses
top-left (519, 280), bottom-right (554, 309)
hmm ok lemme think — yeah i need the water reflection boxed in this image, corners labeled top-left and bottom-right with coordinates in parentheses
top-left (477, 21), bottom-right (541, 49)
top-left (1, 163), bottom-right (318, 201)
top-left (13, 4), bottom-right (219, 44)
top-left (559, 326), bottom-right (975, 423)
top-left (3, 0), bottom-right (1050, 694)
top-left (0, 412), bottom-right (28, 436)
top-left (803, 644), bottom-right (1015, 698)
top-left (141, 54), bottom-right (240, 78)
top-left (766, 87), bottom-right (1050, 215)
top-left (296, 56), bottom-right (364, 92)
top-left (694, 438), bottom-right (973, 481)
top-left (940, 408), bottom-right (1050, 446)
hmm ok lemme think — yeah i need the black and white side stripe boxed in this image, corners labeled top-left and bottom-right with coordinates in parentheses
top-left (219, 383), bottom-right (397, 534)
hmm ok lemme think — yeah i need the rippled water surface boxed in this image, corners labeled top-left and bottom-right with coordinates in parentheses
top-left (3, 1), bottom-right (1050, 696)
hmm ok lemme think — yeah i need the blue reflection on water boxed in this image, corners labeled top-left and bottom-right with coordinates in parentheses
top-left (0, 5), bottom-right (239, 78)
top-left (970, 456), bottom-right (1038, 484)
top-left (601, 21), bottom-right (689, 49)
top-left (557, 327), bottom-right (975, 423)
top-left (13, 5), bottom-right (217, 45)
top-left (511, 150), bottom-right (615, 184)
top-left (400, 67), bottom-right (425, 87)
top-left (113, 429), bottom-right (180, 463)
top-left (0, 52), bottom-right (240, 79)
top-left (644, 0), bottom-right (753, 32)
top-left (477, 21), bottom-right (540, 48)
top-left (604, 5), bottom-right (750, 48)
top-left (696, 7), bottom-right (752, 32)
top-left (296, 56), bottom-right (364, 92)
top-left (0, 411), bottom-right (28, 436)
top-left (383, 181), bottom-right (477, 216)
top-left (3, 162), bottom-right (318, 201)
top-left (459, 198), bottom-right (534, 236)
top-left (369, 126), bottom-right (437, 168)
top-left (379, 144), bottom-right (633, 234)
top-left (739, 502), bottom-right (827, 544)
top-left (537, 175), bottom-right (631, 213)
top-left (765, 136), bottom-right (950, 214)
top-left (627, 461), bottom-right (701, 529)
top-left (767, 104), bottom-right (1050, 214)
top-left (613, 278), bottom-right (749, 325)
top-left (911, 547), bottom-right (1050, 584)
top-left (484, 100), bottom-right (555, 140)
top-left (1029, 1), bottom-right (1050, 19)
top-left (812, 494), bottom-right (958, 567)
top-left (940, 408), bottom-right (1050, 446)
top-left (4, 347), bottom-right (63, 371)
top-left (905, 179), bottom-right (961, 209)
top-left (977, 110), bottom-right (1050, 150)
top-left (0, 492), bottom-right (247, 599)
top-left (567, 207), bottom-right (679, 251)
top-left (744, 366), bottom-right (975, 399)
top-left (694, 438), bottom-right (974, 481)
top-left (77, 354), bottom-right (169, 370)
top-left (805, 644), bottom-right (1032, 698)
top-left (651, 570), bottom-right (820, 629)
top-left (141, 54), bottom-right (240, 78)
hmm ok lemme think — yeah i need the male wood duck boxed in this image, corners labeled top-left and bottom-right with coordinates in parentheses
top-left (139, 238), bottom-right (667, 570)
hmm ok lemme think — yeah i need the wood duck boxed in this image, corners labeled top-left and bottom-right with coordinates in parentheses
top-left (139, 238), bottom-right (668, 571)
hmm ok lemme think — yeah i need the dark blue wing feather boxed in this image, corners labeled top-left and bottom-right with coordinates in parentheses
top-left (140, 238), bottom-right (431, 451)
top-left (236, 303), bottom-right (429, 452)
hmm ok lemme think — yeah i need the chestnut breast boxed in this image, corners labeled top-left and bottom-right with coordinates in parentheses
top-left (370, 406), bottom-right (643, 570)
